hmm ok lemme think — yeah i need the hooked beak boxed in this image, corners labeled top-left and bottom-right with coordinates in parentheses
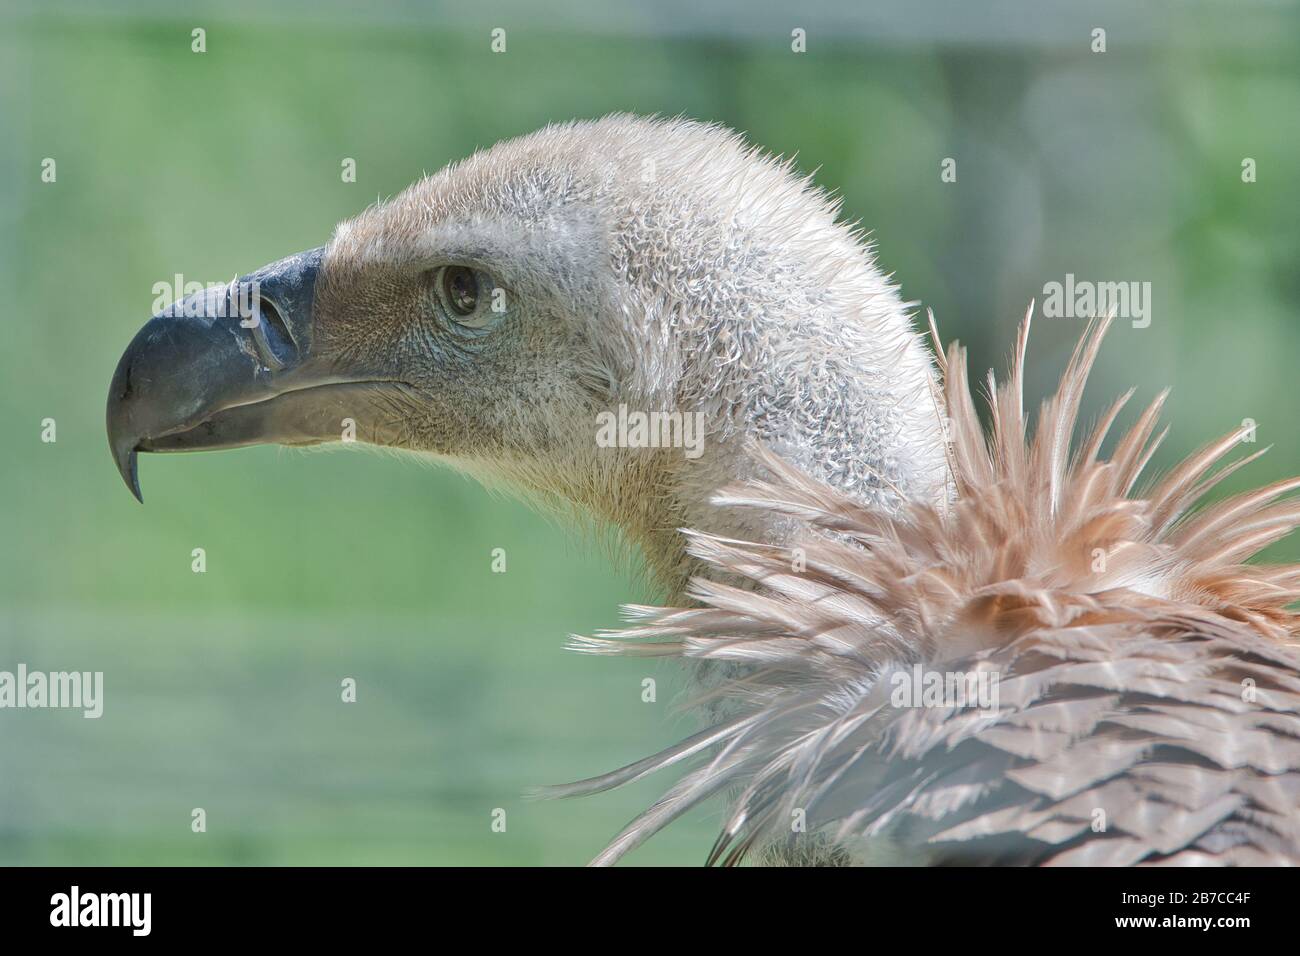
top-left (107, 247), bottom-right (402, 502)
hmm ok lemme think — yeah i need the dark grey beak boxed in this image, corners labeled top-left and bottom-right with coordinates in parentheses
top-left (107, 247), bottom-right (329, 502)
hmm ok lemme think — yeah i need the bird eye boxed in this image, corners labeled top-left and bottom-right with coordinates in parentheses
top-left (435, 265), bottom-right (497, 329)
top-left (442, 266), bottom-right (478, 315)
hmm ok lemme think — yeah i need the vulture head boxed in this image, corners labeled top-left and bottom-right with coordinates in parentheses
top-left (107, 114), bottom-right (947, 595)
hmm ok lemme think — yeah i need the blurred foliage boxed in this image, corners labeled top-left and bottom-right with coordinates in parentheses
top-left (0, 2), bottom-right (1296, 864)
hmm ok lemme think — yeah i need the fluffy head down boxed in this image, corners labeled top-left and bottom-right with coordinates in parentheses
top-left (317, 115), bottom-right (948, 593)
top-left (553, 313), bottom-right (1300, 866)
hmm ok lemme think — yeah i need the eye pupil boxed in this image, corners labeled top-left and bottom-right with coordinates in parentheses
top-left (442, 266), bottom-right (479, 316)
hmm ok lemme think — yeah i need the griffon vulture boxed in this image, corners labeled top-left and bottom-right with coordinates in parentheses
top-left (106, 115), bottom-right (1300, 866)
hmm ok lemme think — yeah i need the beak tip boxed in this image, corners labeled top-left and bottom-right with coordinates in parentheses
top-left (113, 442), bottom-right (144, 503)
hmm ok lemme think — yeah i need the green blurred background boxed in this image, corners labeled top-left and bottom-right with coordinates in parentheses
top-left (0, 0), bottom-right (1296, 865)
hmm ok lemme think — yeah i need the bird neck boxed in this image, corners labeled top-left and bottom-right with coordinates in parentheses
top-left (587, 317), bottom-right (951, 602)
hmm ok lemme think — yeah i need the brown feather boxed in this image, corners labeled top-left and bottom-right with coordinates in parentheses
top-left (544, 315), bottom-right (1300, 866)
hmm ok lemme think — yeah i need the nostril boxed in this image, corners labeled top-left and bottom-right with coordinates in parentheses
top-left (250, 296), bottom-right (296, 369)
